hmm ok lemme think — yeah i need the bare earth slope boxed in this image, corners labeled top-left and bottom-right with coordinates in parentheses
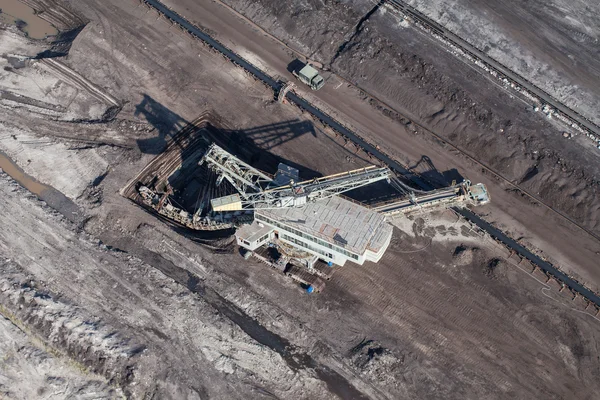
top-left (1, 0), bottom-right (600, 398)
top-left (0, 173), bottom-right (329, 399)
top-left (0, 310), bottom-right (119, 399)
top-left (404, 0), bottom-right (600, 126)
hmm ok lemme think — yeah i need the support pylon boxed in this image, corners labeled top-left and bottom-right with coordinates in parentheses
top-left (277, 82), bottom-right (295, 103)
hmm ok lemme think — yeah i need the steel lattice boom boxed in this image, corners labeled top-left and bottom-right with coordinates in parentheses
top-left (200, 144), bottom-right (391, 210)
top-left (239, 166), bottom-right (391, 209)
top-left (199, 143), bottom-right (273, 199)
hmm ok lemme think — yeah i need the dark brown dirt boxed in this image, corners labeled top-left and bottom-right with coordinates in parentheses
top-left (220, 0), bottom-right (600, 235)
top-left (211, 0), bottom-right (600, 290)
top-left (3, 0), bottom-right (600, 399)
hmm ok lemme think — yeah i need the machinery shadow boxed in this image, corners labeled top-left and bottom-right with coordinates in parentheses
top-left (345, 180), bottom-right (401, 206)
top-left (130, 95), bottom-right (322, 218)
top-left (286, 59), bottom-right (306, 75)
top-left (133, 94), bottom-right (318, 172)
top-left (224, 120), bottom-right (318, 153)
top-left (217, 120), bottom-right (319, 178)
top-left (347, 156), bottom-right (467, 206)
top-left (169, 118), bottom-right (323, 215)
top-left (134, 94), bottom-right (188, 154)
top-left (408, 156), bottom-right (464, 189)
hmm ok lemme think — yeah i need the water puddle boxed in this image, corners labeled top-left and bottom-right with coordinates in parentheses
top-left (0, 0), bottom-right (58, 39)
top-left (0, 150), bottom-right (47, 195)
top-left (0, 150), bottom-right (81, 222)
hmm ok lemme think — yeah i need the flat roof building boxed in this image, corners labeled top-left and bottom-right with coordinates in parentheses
top-left (236, 195), bottom-right (393, 267)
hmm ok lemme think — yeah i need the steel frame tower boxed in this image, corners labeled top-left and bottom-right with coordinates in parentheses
top-left (199, 144), bottom-right (391, 210)
top-left (199, 143), bottom-right (273, 199)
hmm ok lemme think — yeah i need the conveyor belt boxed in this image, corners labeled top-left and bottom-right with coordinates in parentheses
top-left (141, 0), bottom-right (600, 308)
top-left (374, 189), bottom-right (460, 215)
top-left (454, 207), bottom-right (600, 309)
top-left (386, 0), bottom-right (600, 138)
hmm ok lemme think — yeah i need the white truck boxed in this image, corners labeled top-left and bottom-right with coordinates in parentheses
top-left (292, 63), bottom-right (325, 90)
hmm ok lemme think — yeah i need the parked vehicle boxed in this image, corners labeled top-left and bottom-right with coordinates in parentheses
top-left (292, 62), bottom-right (325, 90)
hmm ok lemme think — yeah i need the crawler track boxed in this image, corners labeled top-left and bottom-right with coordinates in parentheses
top-left (40, 59), bottom-right (121, 107)
top-left (140, 0), bottom-right (600, 308)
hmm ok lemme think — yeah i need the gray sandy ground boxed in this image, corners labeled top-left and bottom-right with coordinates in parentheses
top-left (1, 0), bottom-right (600, 398)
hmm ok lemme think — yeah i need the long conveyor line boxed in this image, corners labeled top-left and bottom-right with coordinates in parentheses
top-left (141, 0), bottom-right (600, 309)
top-left (386, 0), bottom-right (600, 139)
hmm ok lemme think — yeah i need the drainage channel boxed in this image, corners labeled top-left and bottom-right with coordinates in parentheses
top-left (203, 285), bottom-right (371, 400)
top-left (0, 151), bottom-right (81, 223)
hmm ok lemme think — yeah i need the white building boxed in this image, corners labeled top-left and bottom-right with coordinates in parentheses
top-left (236, 195), bottom-right (393, 267)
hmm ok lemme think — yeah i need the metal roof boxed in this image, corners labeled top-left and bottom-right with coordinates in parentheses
top-left (256, 196), bottom-right (390, 255)
top-left (299, 64), bottom-right (319, 80)
top-left (237, 220), bottom-right (274, 243)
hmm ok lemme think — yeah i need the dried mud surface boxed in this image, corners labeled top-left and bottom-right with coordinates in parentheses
top-left (1, 0), bottom-right (600, 398)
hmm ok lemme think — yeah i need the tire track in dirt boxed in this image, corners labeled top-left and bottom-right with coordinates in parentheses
top-left (336, 241), bottom-right (558, 380)
top-left (40, 58), bottom-right (121, 107)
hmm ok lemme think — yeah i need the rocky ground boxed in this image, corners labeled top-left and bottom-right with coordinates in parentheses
top-left (1, 0), bottom-right (600, 398)
top-left (404, 0), bottom-right (600, 126)
top-left (0, 306), bottom-right (119, 399)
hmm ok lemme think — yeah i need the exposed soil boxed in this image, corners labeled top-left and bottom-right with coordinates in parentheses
top-left (0, 312), bottom-right (120, 399)
top-left (208, 0), bottom-right (600, 289)
top-left (404, 0), bottom-right (600, 126)
top-left (1, 0), bottom-right (600, 399)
